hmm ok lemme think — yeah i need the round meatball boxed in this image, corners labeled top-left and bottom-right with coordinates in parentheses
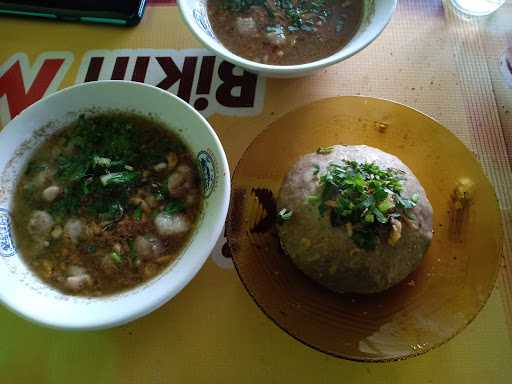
top-left (236, 17), bottom-right (257, 36)
top-left (276, 145), bottom-right (433, 294)
top-left (27, 210), bottom-right (54, 240)
top-left (65, 266), bottom-right (92, 292)
top-left (64, 218), bottom-right (84, 244)
top-left (42, 185), bottom-right (61, 202)
top-left (135, 235), bottom-right (165, 261)
top-left (167, 164), bottom-right (195, 198)
top-left (154, 213), bottom-right (190, 237)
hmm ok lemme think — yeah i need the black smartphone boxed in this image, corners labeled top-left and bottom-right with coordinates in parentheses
top-left (0, 0), bottom-right (147, 26)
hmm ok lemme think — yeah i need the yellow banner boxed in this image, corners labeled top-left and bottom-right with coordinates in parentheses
top-left (0, 4), bottom-right (511, 383)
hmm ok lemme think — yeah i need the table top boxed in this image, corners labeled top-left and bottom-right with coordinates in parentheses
top-left (0, 1), bottom-right (511, 382)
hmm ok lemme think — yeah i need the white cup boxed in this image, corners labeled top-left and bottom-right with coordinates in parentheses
top-left (449, 0), bottom-right (506, 16)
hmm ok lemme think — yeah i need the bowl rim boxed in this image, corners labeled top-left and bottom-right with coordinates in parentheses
top-left (0, 80), bottom-right (231, 330)
top-left (176, 0), bottom-right (398, 76)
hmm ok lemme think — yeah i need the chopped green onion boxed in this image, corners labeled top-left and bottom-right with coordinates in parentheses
top-left (93, 156), bottom-right (112, 168)
top-left (405, 210), bottom-right (417, 220)
top-left (134, 206), bottom-right (143, 222)
top-left (364, 212), bottom-right (374, 223)
top-left (100, 171), bottom-right (138, 186)
top-left (128, 239), bottom-right (137, 261)
top-left (308, 195), bottom-right (320, 205)
top-left (278, 208), bottom-right (293, 222)
top-left (316, 146), bottom-right (334, 154)
top-left (111, 251), bottom-right (122, 263)
top-left (377, 198), bottom-right (395, 213)
top-left (335, 17), bottom-right (345, 33)
top-left (99, 203), bottom-right (124, 221)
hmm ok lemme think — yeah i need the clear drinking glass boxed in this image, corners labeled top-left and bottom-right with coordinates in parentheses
top-left (449, 0), bottom-right (506, 16)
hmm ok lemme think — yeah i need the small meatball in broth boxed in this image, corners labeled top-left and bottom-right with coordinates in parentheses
top-left (135, 235), bottom-right (165, 261)
top-left (236, 17), bottom-right (257, 36)
top-left (154, 213), bottom-right (191, 237)
top-left (42, 185), bottom-right (61, 202)
top-left (167, 164), bottom-right (195, 198)
top-left (64, 218), bottom-right (84, 244)
top-left (65, 266), bottom-right (92, 291)
top-left (66, 275), bottom-right (92, 291)
top-left (27, 211), bottom-right (53, 240)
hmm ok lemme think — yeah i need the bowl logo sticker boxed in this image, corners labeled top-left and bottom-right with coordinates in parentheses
top-left (0, 208), bottom-right (16, 257)
top-left (198, 150), bottom-right (216, 198)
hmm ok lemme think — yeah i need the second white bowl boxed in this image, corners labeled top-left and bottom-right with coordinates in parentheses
top-left (0, 81), bottom-right (230, 330)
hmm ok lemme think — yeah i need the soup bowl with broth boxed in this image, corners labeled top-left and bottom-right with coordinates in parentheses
top-left (0, 81), bottom-right (230, 330)
top-left (177, 0), bottom-right (397, 78)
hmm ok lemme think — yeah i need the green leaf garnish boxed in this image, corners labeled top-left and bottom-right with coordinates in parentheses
top-left (164, 200), bottom-right (186, 216)
top-left (377, 197), bottom-right (395, 213)
top-left (405, 210), bottom-right (417, 221)
top-left (47, 113), bottom-right (184, 225)
top-left (310, 160), bottom-right (418, 250)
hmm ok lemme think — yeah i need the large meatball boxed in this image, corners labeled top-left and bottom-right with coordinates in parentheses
top-left (276, 145), bottom-right (433, 294)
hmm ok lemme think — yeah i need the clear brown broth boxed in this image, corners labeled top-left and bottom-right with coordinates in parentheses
top-left (208, 0), bottom-right (364, 65)
top-left (12, 113), bottom-right (202, 297)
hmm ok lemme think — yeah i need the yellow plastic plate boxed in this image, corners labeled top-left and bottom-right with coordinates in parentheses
top-left (226, 96), bottom-right (503, 362)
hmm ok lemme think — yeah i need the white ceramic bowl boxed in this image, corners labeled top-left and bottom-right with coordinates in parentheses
top-left (177, 0), bottom-right (397, 78)
top-left (0, 81), bottom-right (230, 330)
